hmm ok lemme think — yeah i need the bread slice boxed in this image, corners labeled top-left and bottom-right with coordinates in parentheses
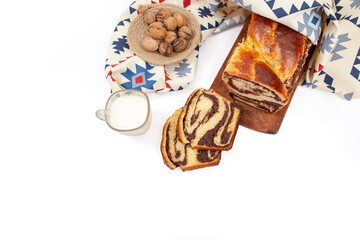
top-left (161, 109), bottom-right (221, 171)
top-left (177, 88), bottom-right (240, 151)
top-left (222, 13), bottom-right (312, 113)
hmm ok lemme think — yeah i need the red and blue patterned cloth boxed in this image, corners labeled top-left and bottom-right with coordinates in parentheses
top-left (105, 0), bottom-right (360, 100)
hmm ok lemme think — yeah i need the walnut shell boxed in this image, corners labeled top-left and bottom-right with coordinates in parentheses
top-left (163, 16), bottom-right (177, 31)
top-left (141, 37), bottom-right (159, 51)
top-left (148, 22), bottom-right (166, 40)
top-left (178, 26), bottom-right (192, 40)
top-left (144, 11), bottom-right (156, 25)
top-left (148, 22), bottom-right (163, 28)
top-left (163, 31), bottom-right (177, 43)
top-left (172, 38), bottom-right (187, 52)
top-left (173, 13), bottom-right (187, 28)
top-left (156, 8), bottom-right (172, 22)
top-left (159, 42), bottom-right (173, 56)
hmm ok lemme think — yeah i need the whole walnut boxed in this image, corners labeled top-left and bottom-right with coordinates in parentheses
top-left (144, 11), bottom-right (156, 25)
top-left (173, 13), bottom-right (187, 28)
top-left (178, 26), bottom-right (192, 40)
top-left (141, 37), bottom-right (159, 51)
top-left (163, 16), bottom-right (177, 31)
top-left (156, 8), bottom-right (172, 22)
top-left (159, 42), bottom-right (173, 56)
top-left (148, 22), bottom-right (166, 40)
top-left (163, 31), bottom-right (177, 43)
top-left (172, 38), bottom-right (187, 52)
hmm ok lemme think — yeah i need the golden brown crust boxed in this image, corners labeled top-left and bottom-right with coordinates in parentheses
top-left (222, 13), bottom-right (312, 113)
top-left (247, 13), bottom-right (307, 83)
top-left (160, 110), bottom-right (177, 170)
top-left (177, 101), bottom-right (190, 144)
top-left (223, 42), bottom-right (287, 100)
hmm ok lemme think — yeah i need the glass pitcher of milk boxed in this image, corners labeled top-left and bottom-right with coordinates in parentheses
top-left (96, 89), bottom-right (151, 135)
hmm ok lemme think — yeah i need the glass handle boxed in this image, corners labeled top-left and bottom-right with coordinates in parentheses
top-left (96, 109), bottom-right (106, 121)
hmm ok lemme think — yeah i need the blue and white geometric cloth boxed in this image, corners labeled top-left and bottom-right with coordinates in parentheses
top-left (105, 0), bottom-right (360, 100)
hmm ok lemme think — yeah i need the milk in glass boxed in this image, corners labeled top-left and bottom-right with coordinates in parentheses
top-left (109, 94), bottom-right (148, 130)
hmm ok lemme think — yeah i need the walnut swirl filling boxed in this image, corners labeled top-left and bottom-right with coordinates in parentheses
top-left (179, 89), bottom-right (240, 150)
top-left (197, 149), bottom-right (221, 163)
top-left (161, 108), bottom-right (221, 171)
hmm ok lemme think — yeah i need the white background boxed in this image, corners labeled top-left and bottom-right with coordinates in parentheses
top-left (1, 1), bottom-right (360, 239)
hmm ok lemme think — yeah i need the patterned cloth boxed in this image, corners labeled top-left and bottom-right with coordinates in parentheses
top-left (105, 0), bottom-right (360, 100)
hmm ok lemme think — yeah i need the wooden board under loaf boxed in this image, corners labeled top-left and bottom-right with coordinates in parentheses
top-left (210, 14), bottom-right (313, 134)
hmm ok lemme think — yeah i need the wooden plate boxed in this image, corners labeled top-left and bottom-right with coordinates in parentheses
top-left (210, 17), bottom-right (312, 134)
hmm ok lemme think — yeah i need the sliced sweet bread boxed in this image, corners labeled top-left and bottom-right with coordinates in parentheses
top-left (161, 109), bottom-right (221, 171)
top-left (178, 88), bottom-right (240, 151)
